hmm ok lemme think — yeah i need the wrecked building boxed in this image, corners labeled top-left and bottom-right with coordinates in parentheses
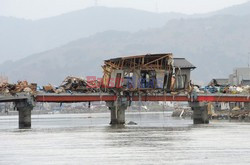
top-left (208, 78), bottom-right (229, 87)
top-left (101, 53), bottom-right (195, 93)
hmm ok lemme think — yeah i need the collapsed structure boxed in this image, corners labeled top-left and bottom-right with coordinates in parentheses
top-left (0, 53), bottom-right (196, 96)
top-left (43, 76), bottom-right (100, 93)
top-left (101, 53), bottom-right (195, 93)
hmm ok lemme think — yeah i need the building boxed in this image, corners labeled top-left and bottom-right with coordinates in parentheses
top-left (209, 68), bottom-right (250, 87)
top-left (229, 68), bottom-right (250, 86)
top-left (208, 79), bottom-right (229, 87)
top-left (101, 53), bottom-right (195, 92)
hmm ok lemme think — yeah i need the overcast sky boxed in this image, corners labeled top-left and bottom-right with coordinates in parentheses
top-left (0, 0), bottom-right (249, 20)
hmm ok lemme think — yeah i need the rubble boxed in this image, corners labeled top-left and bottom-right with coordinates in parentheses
top-left (0, 81), bottom-right (37, 95)
top-left (43, 84), bottom-right (56, 93)
top-left (172, 106), bottom-right (193, 118)
top-left (59, 76), bottom-right (100, 93)
top-left (209, 109), bottom-right (250, 121)
top-left (196, 85), bottom-right (250, 95)
top-left (206, 102), bottom-right (250, 121)
top-left (37, 76), bottom-right (101, 94)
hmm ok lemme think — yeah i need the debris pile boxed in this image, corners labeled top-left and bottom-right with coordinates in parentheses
top-left (210, 109), bottom-right (250, 121)
top-left (41, 76), bottom-right (101, 94)
top-left (229, 109), bottom-right (250, 120)
top-left (42, 84), bottom-right (58, 93)
top-left (60, 76), bottom-right (100, 93)
top-left (194, 85), bottom-right (250, 95)
top-left (0, 81), bottom-right (37, 95)
top-left (172, 106), bottom-right (193, 118)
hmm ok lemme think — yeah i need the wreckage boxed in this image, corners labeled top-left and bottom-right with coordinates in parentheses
top-left (0, 53), bottom-right (196, 95)
top-left (41, 53), bottom-right (196, 95)
top-left (60, 76), bottom-right (100, 93)
top-left (101, 53), bottom-right (196, 93)
top-left (0, 81), bottom-right (37, 95)
top-left (42, 76), bottom-right (101, 94)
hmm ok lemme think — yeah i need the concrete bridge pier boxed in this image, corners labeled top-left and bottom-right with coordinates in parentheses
top-left (244, 102), bottom-right (250, 110)
top-left (106, 97), bottom-right (128, 125)
top-left (15, 99), bottom-right (34, 129)
top-left (189, 102), bottom-right (209, 124)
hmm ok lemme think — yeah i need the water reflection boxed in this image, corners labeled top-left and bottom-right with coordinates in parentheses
top-left (0, 112), bottom-right (250, 164)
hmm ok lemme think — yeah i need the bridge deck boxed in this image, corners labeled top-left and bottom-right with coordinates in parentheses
top-left (0, 94), bottom-right (30, 103)
top-left (1, 93), bottom-right (249, 103)
top-left (35, 93), bottom-right (250, 103)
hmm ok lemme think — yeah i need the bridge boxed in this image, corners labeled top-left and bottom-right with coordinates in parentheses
top-left (2, 92), bottom-right (250, 129)
top-left (35, 93), bottom-right (250, 103)
top-left (1, 53), bottom-right (249, 129)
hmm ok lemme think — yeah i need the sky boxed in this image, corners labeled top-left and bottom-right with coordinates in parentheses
top-left (0, 0), bottom-right (249, 20)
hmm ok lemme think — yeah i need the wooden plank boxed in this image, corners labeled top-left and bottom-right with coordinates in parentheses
top-left (143, 55), bottom-right (170, 66)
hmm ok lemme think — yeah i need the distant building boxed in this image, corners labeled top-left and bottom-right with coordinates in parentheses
top-left (210, 68), bottom-right (250, 86)
top-left (229, 68), bottom-right (250, 86)
top-left (209, 78), bottom-right (229, 86)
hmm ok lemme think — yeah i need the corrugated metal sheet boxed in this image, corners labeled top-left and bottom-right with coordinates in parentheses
top-left (173, 58), bottom-right (196, 69)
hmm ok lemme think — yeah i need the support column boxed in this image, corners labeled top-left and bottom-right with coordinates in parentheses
top-left (244, 102), bottom-right (250, 110)
top-left (15, 100), bottom-right (34, 129)
top-left (18, 106), bottom-right (32, 129)
top-left (189, 102), bottom-right (209, 124)
top-left (106, 97), bottom-right (128, 125)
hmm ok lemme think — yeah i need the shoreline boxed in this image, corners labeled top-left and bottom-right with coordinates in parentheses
top-left (0, 108), bottom-right (174, 116)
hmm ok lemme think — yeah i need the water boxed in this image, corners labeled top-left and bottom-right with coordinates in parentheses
top-left (0, 112), bottom-right (250, 165)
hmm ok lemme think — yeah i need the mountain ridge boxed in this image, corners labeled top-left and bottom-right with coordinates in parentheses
top-left (1, 14), bottom-right (250, 85)
top-left (0, 6), bottom-right (187, 62)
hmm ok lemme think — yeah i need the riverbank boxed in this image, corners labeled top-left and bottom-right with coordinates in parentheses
top-left (171, 107), bottom-right (250, 122)
top-left (0, 106), bottom-right (174, 116)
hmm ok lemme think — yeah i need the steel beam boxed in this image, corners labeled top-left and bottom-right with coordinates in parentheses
top-left (34, 93), bottom-right (250, 103)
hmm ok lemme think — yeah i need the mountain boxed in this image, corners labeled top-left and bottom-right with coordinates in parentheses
top-left (213, 1), bottom-right (250, 16)
top-left (1, 14), bottom-right (250, 85)
top-left (1, 1), bottom-right (250, 62)
top-left (0, 7), bottom-right (186, 62)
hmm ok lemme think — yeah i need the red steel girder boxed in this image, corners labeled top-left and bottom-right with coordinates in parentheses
top-left (196, 95), bottom-right (250, 102)
top-left (35, 94), bottom-right (250, 103)
top-left (131, 95), bottom-right (189, 102)
top-left (36, 95), bottom-right (117, 102)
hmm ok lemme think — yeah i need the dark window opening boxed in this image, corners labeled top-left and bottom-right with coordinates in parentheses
top-left (115, 73), bottom-right (122, 88)
top-left (140, 71), bottom-right (157, 88)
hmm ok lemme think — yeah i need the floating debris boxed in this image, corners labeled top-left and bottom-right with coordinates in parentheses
top-left (127, 121), bottom-right (137, 125)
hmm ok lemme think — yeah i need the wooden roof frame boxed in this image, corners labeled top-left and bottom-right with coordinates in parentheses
top-left (103, 53), bottom-right (174, 71)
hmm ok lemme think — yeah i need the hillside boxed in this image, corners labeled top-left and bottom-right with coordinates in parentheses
top-left (0, 7), bottom-right (186, 61)
top-left (213, 1), bottom-right (250, 16)
top-left (1, 14), bottom-right (250, 85)
top-left (1, 1), bottom-right (250, 62)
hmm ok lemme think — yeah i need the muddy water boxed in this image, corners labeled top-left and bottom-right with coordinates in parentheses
top-left (0, 112), bottom-right (250, 165)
